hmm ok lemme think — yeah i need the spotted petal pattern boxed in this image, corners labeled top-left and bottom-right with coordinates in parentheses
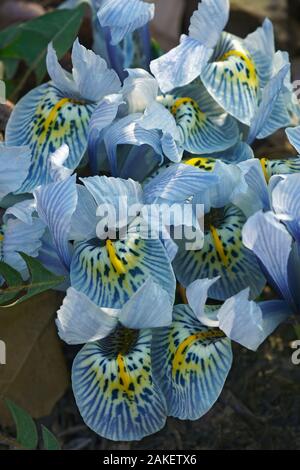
top-left (152, 304), bottom-right (232, 420)
top-left (72, 328), bottom-right (167, 441)
top-left (6, 84), bottom-right (95, 192)
top-left (157, 92), bottom-right (238, 154)
top-left (70, 236), bottom-right (175, 308)
top-left (173, 205), bottom-right (266, 300)
top-left (201, 33), bottom-right (261, 125)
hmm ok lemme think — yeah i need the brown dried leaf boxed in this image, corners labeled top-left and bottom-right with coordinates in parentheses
top-left (0, 291), bottom-right (69, 426)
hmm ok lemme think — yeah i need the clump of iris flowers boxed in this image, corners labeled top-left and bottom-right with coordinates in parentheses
top-left (1, 0), bottom-right (300, 442)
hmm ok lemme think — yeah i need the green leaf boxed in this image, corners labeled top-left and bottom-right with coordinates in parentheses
top-left (0, 5), bottom-right (86, 100)
top-left (41, 425), bottom-right (61, 450)
top-left (5, 399), bottom-right (38, 450)
top-left (0, 253), bottom-right (65, 307)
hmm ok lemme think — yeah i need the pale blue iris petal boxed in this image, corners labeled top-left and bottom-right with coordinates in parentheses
top-left (152, 304), bottom-right (232, 420)
top-left (37, 230), bottom-right (70, 283)
top-left (243, 210), bottom-right (295, 308)
top-left (56, 287), bottom-right (118, 344)
top-left (247, 64), bottom-right (290, 144)
top-left (71, 39), bottom-right (121, 102)
top-left (140, 102), bottom-right (180, 140)
top-left (244, 18), bottom-right (275, 59)
top-left (286, 126), bottom-right (300, 154)
top-left (88, 94), bottom-right (124, 173)
top-left (49, 144), bottom-right (73, 182)
top-left (46, 43), bottom-right (78, 97)
top-left (217, 288), bottom-right (264, 351)
top-left (123, 68), bottom-right (158, 113)
top-left (259, 299), bottom-right (292, 339)
top-left (0, 144), bottom-right (31, 199)
top-left (272, 174), bottom-right (300, 243)
top-left (119, 277), bottom-right (173, 329)
top-left (255, 94), bottom-right (291, 141)
top-left (143, 163), bottom-right (217, 204)
top-left (218, 289), bottom-right (290, 351)
top-left (34, 175), bottom-right (78, 269)
top-left (234, 159), bottom-right (270, 214)
top-left (103, 114), bottom-right (163, 176)
top-left (81, 175), bottom-right (143, 208)
top-left (72, 329), bottom-right (167, 441)
top-left (160, 133), bottom-right (183, 163)
top-left (213, 141), bottom-right (254, 164)
top-left (2, 217), bottom-right (45, 277)
top-left (186, 278), bottom-right (219, 326)
top-left (189, 0), bottom-right (229, 47)
top-left (3, 199), bottom-right (37, 225)
top-left (69, 185), bottom-right (98, 242)
top-left (5, 83), bottom-right (94, 192)
top-left (97, 0), bottom-right (155, 45)
top-left (150, 35), bottom-right (213, 93)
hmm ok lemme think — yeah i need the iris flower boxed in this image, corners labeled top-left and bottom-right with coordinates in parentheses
top-left (5, 39), bottom-right (121, 193)
top-left (162, 156), bottom-right (267, 300)
top-left (150, 0), bottom-right (292, 132)
top-left (89, 69), bottom-right (239, 177)
top-left (0, 200), bottom-right (45, 278)
top-left (152, 274), bottom-right (288, 421)
top-left (242, 175), bottom-right (300, 319)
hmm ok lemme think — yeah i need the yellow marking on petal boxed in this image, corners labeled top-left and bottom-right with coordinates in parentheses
top-left (172, 329), bottom-right (225, 377)
top-left (184, 157), bottom-right (216, 171)
top-left (171, 97), bottom-right (205, 120)
top-left (117, 354), bottom-right (131, 391)
top-left (106, 239), bottom-right (127, 275)
top-left (38, 98), bottom-right (84, 143)
top-left (260, 157), bottom-right (270, 183)
top-left (218, 49), bottom-right (259, 86)
top-left (0, 234), bottom-right (4, 242)
top-left (210, 224), bottom-right (229, 267)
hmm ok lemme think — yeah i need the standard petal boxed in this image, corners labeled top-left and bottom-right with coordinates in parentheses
top-left (150, 35), bottom-right (213, 93)
top-left (174, 205), bottom-right (266, 301)
top-left (247, 64), bottom-right (290, 144)
top-left (188, 0), bottom-right (229, 47)
top-left (34, 175), bottom-right (78, 269)
top-left (271, 173), bottom-right (300, 243)
top-left (286, 125), bottom-right (300, 154)
top-left (122, 68), bottom-right (158, 113)
top-left (143, 163), bottom-right (217, 204)
top-left (56, 287), bottom-right (118, 344)
top-left (72, 328), bottom-right (167, 441)
top-left (186, 278), bottom-right (219, 326)
top-left (103, 114), bottom-right (163, 176)
top-left (71, 39), bottom-right (121, 102)
top-left (243, 210), bottom-right (295, 308)
top-left (119, 277), bottom-right (173, 329)
top-left (152, 304), bottom-right (232, 420)
top-left (2, 217), bottom-right (45, 277)
top-left (97, 0), bottom-right (155, 45)
top-left (218, 289), bottom-right (291, 351)
top-left (0, 144), bottom-right (31, 199)
top-left (88, 94), bottom-right (124, 173)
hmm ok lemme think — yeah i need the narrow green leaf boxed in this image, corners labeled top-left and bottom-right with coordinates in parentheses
top-left (0, 5), bottom-right (86, 100)
top-left (0, 254), bottom-right (65, 307)
top-left (41, 425), bottom-right (61, 450)
top-left (5, 399), bottom-right (38, 450)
